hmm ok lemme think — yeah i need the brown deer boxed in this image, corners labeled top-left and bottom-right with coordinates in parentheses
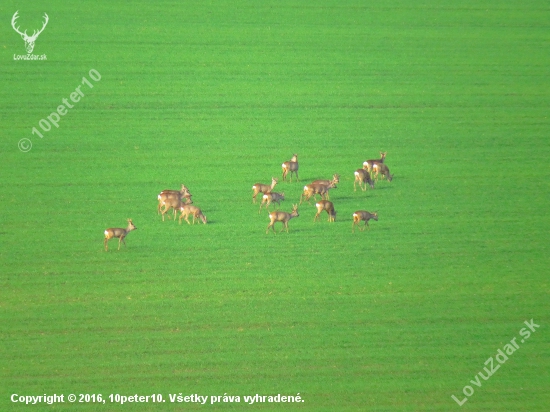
top-left (160, 197), bottom-right (188, 222)
top-left (300, 182), bottom-right (336, 204)
top-left (314, 200), bottom-right (336, 222)
top-left (252, 177), bottom-right (278, 203)
top-left (352, 211), bottom-right (378, 232)
top-left (179, 205), bottom-right (207, 225)
top-left (157, 184), bottom-right (192, 214)
top-left (363, 151), bottom-right (387, 176)
top-left (266, 204), bottom-right (299, 234)
top-left (282, 154), bottom-right (299, 182)
top-left (354, 169), bottom-right (375, 191)
top-left (311, 174), bottom-right (340, 187)
top-left (104, 219), bottom-right (137, 251)
top-left (259, 192), bottom-right (285, 213)
top-left (372, 163), bottom-right (393, 182)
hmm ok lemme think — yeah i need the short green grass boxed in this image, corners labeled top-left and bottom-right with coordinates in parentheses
top-left (1, 1), bottom-right (549, 410)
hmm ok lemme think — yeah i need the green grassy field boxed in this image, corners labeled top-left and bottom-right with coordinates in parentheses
top-left (1, 1), bottom-right (549, 410)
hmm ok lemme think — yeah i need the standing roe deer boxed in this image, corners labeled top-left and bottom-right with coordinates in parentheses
top-left (252, 177), bottom-right (278, 203)
top-left (282, 154), bottom-right (299, 182)
top-left (179, 205), bottom-right (207, 225)
top-left (259, 192), bottom-right (285, 213)
top-left (354, 169), bottom-right (375, 191)
top-left (104, 219), bottom-right (137, 251)
top-left (372, 163), bottom-right (393, 182)
top-left (266, 204), bottom-right (299, 234)
top-left (352, 211), bottom-right (378, 232)
top-left (363, 152), bottom-right (387, 176)
top-left (160, 197), bottom-right (187, 222)
top-left (311, 174), bottom-right (340, 187)
top-left (314, 200), bottom-right (336, 222)
top-left (300, 182), bottom-right (336, 204)
top-left (157, 184), bottom-right (192, 214)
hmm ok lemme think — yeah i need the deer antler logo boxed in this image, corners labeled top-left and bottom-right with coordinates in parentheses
top-left (11, 11), bottom-right (49, 54)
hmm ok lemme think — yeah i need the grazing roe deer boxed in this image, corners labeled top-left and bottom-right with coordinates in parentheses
top-left (104, 219), bottom-right (137, 251)
top-left (314, 200), bottom-right (336, 222)
top-left (300, 182), bottom-right (336, 204)
top-left (352, 211), bottom-right (378, 232)
top-left (282, 154), bottom-right (299, 182)
top-left (372, 163), bottom-right (393, 182)
top-left (354, 169), bottom-right (375, 191)
top-left (266, 204), bottom-right (299, 234)
top-left (252, 177), bottom-right (278, 203)
top-left (311, 174), bottom-right (340, 187)
top-left (363, 151), bottom-right (387, 176)
top-left (157, 184), bottom-right (192, 214)
top-left (179, 205), bottom-right (207, 225)
top-left (259, 192), bottom-right (285, 213)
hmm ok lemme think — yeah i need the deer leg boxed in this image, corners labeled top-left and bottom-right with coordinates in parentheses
top-left (104, 238), bottom-right (109, 251)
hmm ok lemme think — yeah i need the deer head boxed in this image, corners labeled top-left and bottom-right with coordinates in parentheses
top-left (11, 11), bottom-right (49, 54)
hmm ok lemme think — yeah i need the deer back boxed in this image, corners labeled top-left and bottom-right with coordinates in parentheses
top-left (105, 219), bottom-right (136, 239)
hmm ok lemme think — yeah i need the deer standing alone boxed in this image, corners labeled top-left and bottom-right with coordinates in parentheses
top-left (266, 204), bottom-right (299, 234)
top-left (252, 177), bottom-right (278, 203)
top-left (179, 205), bottom-right (207, 225)
top-left (282, 154), bottom-right (299, 182)
top-left (354, 169), bottom-right (375, 191)
top-left (363, 152), bottom-right (387, 177)
top-left (259, 192), bottom-right (285, 213)
top-left (314, 200), bottom-right (336, 222)
top-left (104, 219), bottom-right (137, 251)
top-left (352, 211), bottom-right (378, 232)
top-left (372, 163), bottom-right (393, 182)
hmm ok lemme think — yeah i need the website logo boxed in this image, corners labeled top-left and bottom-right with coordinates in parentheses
top-left (11, 11), bottom-right (48, 54)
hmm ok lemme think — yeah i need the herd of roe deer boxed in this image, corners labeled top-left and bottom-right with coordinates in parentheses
top-left (104, 152), bottom-right (393, 250)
